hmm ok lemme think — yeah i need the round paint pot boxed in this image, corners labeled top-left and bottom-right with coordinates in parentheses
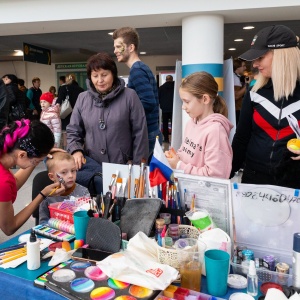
top-left (260, 282), bottom-right (283, 295)
top-left (229, 293), bottom-right (255, 300)
top-left (227, 274), bottom-right (247, 289)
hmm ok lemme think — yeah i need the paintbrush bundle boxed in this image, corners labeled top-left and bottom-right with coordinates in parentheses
top-left (157, 180), bottom-right (190, 226)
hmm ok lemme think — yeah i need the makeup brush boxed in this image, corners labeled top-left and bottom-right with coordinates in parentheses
top-left (122, 177), bottom-right (127, 206)
top-left (116, 178), bottom-right (123, 197)
top-left (138, 159), bottom-right (146, 198)
top-left (108, 173), bottom-right (116, 191)
top-left (87, 200), bottom-right (94, 217)
top-left (134, 178), bottom-right (139, 198)
top-left (56, 173), bottom-right (65, 185)
top-left (127, 161), bottom-right (132, 199)
top-left (111, 171), bottom-right (119, 199)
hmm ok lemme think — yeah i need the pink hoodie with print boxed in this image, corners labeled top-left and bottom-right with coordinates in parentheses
top-left (177, 113), bottom-right (233, 179)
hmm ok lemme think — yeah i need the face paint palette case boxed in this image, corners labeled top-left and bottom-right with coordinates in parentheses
top-left (45, 260), bottom-right (161, 300)
top-left (32, 224), bottom-right (76, 242)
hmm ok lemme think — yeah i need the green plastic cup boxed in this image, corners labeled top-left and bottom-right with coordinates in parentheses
top-left (185, 209), bottom-right (213, 232)
top-left (204, 249), bottom-right (230, 297)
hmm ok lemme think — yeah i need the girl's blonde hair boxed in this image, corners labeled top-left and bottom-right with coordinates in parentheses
top-left (180, 71), bottom-right (228, 117)
top-left (252, 47), bottom-right (300, 101)
top-left (65, 73), bottom-right (76, 84)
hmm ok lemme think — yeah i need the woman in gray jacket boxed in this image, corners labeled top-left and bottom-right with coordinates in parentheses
top-left (67, 52), bottom-right (149, 193)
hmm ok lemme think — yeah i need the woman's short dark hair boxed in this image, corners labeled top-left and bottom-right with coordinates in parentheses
top-left (87, 53), bottom-right (118, 87)
top-left (3, 74), bottom-right (18, 85)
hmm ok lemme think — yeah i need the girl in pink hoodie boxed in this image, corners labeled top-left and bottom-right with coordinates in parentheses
top-left (165, 72), bottom-right (233, 179)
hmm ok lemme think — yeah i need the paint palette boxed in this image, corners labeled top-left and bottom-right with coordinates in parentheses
top-left (45, 261), bottom-right (161, 300)
top-left (32, 224), bottom-right (76, 242)
top-left (34, 259), bottom-right (73, 289)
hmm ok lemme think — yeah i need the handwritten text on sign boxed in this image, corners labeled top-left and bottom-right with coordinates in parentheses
top-left (237, 190), bottom-right (300, 203)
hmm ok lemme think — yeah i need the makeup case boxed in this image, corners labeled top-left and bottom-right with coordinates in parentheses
top-left (45, 260), bottom-right (160, 300)
top-left (119, 198), bottom-right (162, 240)
top-left (86, 218), bottom-right (121, 253)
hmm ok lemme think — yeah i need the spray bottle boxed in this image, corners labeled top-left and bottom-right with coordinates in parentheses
top-left (247, 260), bottom-right (258, 296)
top-left (27, 230), bottom-right (40, 270)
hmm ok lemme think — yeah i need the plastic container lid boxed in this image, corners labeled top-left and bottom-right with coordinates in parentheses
top-left (260, 282), bottom-right (283, 295)
top-left (229, 293), bottom-right (255, 300)
top-left (227, 274), bottom-right (247, 289)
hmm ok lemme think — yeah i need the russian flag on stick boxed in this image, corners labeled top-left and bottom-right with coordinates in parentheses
top-left (149, 138), bottom-right (174, 187)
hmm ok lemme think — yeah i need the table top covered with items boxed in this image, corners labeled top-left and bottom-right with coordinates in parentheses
top-left (1, 162), bottom-right (300, 300)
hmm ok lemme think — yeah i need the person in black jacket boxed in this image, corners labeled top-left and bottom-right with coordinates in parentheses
top-left (159, 75), bottom-right (174, 143)
top-left (0, 80), bottom-right (9, 130)
top-left (2, 74), bottom-right (27, 122)
top-left (56, 73), bottom-right (84, 130)
top-left (26, 77), bottom-right (42, 120)
top-left (231, 25), bottom-right (300, 187)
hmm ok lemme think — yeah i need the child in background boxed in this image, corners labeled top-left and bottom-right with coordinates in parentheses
top-left (165, 71), bottom-right (233, 179)
top-left (39, 152), bottom-right (90, 224)
top-left (40, 92), bottom-right (61, 147)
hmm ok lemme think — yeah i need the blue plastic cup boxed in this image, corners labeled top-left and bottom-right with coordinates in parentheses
top-left (204, 249), bottom-right (230, 297)
top-left (73, 211), bottom-right (90, 242)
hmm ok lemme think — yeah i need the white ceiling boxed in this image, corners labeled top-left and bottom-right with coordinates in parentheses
top-left (0, 2), bottom-right (299, 63)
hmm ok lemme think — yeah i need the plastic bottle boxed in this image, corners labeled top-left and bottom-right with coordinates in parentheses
top-left (27, 230), bottom-right (40, 270)
top-left (247, 260), bottom-right (258, 296)
top-left (293, 233), bottom-right (300, 288)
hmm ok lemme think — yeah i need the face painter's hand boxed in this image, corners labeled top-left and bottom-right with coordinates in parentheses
top-left (41, 182), bottom-right (65, 198)
top-left (73, 151), bottom-right (86, 170)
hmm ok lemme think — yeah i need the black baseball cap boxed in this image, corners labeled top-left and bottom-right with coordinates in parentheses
top-left (239, 25), bottom-right (298, 61)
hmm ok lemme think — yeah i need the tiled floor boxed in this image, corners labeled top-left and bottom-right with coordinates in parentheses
top-left (0, 162), bottom-right (47, 244)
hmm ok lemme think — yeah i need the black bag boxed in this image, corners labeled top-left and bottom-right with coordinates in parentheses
top-left (120, 198), bottom-right (162, 239)
top-left (9, 102), bottom-right (26, 120)
top-left (9, 89), bottom-right (27, 121)
top-left (86, 218), bottom-right (121, 253)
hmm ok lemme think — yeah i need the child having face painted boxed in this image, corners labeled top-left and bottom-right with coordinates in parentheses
top-left (39, 152), bottom-right (89, 224)
top-left (165, 71), bottom-right (233, 179)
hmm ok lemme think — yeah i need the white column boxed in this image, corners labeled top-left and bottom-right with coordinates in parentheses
top-left (181, 15), bottom-right (224, 130)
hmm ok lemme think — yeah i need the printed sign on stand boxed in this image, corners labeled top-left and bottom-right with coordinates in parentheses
top-left (174, 172), bottom-right (233, 238)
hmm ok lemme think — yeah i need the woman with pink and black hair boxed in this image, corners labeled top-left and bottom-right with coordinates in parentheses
top-left (0, 119), bottom-right (64, 235)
